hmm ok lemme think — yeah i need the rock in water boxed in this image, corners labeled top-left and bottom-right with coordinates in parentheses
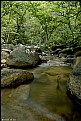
top-left (1, 69), bottom-right (34, 88)
top-left (6, 46), bottom-right (41, 68)
top-left (67, 57), bottom-right (81, 107)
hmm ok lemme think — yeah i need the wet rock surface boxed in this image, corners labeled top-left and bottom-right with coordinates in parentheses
top-left (67, 57), bottom-right (81, 107)
top-left (1, 69), bottom-right (34, 88)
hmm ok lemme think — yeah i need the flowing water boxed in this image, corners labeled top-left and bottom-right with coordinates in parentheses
top-left (1, 56), bottom-right (81, 121)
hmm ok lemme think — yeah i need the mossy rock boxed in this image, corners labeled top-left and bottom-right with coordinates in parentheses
top-left (1, 69), bottom-right (34, 88)
top-left (6, 46), bottom-right (41, 68)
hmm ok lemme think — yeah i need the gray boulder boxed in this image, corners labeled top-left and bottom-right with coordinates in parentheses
top-left (1, 69), bottom-right (34, 88)
top-left (6, 46), bottom-right (41, 68)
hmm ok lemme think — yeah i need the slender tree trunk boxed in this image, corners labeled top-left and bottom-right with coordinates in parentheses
top-left (45, 24), bottom-right (49, 42)
top-left (17, 18), bottom-right (20, 33)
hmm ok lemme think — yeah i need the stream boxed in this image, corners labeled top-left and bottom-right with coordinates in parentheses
top-left (1, 56), bottom-right (81, 121)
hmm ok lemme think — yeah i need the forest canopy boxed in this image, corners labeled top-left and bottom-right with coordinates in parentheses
top-left (1, 1), bottom-right (81, 49)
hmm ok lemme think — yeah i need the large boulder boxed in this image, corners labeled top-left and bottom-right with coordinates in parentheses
top-left (1, 69), bottom-right (34, 88)
top-left (67, 57), bottom-right (81, 107)
top-left (6, 46), bottom-right (41, 68)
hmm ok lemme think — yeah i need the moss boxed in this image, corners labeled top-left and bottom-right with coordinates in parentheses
top-left (1, 71), bottom-right (34, 88)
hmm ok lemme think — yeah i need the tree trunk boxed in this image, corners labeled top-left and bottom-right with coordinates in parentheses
top-left (45, 24), bottom-right (49, 42)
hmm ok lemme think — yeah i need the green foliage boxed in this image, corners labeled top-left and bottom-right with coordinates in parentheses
top-left (1, 1), bottom-right (81, 49)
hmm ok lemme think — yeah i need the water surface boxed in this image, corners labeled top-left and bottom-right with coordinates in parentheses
top-left (1, 56), bottom-right (81, 121)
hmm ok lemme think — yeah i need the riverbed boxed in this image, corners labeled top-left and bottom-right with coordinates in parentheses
top-left (1, 56), bottom-right (81, 121)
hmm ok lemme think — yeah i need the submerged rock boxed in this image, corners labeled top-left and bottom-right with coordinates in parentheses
top-left (1, 69), bottom-right (34, 88)
top-left (6, 46), bottom-right (41, 68)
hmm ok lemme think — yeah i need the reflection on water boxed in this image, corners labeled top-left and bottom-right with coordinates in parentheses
top-left (1, 57), bottom-right (81, 121)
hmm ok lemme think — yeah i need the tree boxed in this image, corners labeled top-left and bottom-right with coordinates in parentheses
top-left (26, 1), bottom-right (60, 46)
top-left (1, 1), bottom-right (81, 49)
top-left (1, 1), bottom-right (28, 44)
